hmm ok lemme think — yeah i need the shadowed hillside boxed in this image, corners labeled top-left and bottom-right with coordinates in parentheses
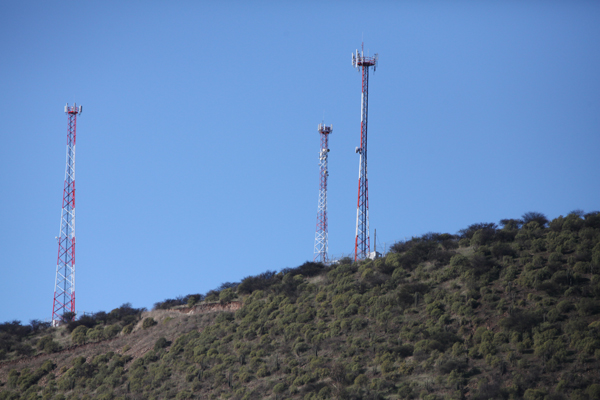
top-left (2, 210), bottom-right (600, 400)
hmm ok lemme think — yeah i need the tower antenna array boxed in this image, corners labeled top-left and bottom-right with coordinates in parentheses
top-left (52, 103), bottom-right (82, 326)
top-left (351, 43), bottom-right (378, 261)
top-left (314, 123), bottom-right (332, 264)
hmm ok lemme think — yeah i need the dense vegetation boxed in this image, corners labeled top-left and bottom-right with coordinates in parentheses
top-left (2, 210), bottom-right (600, 400)
top-left (0, 304), bottom-right (146, 362)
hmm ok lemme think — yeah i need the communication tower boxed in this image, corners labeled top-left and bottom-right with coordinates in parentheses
top-left (52, 103), bottom-right (82, 326)
top-left (314, 123), bottom-right (332, 264)
top-left (351, 44), bottom-right (378, 261)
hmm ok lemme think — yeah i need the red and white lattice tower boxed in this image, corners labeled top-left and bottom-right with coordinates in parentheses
top-left (352, 44), bottom-right (378, 261)
top-left (52, 103), bottom-right (82, 326)
top-left (314, 123), bottom-right (332, 264)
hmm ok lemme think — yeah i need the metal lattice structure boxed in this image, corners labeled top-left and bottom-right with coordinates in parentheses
top-left (52, 103), bottom-right (82, 326)
top-left (352, 44), bottom-right (378, 261)
top-left (314, 123), bottom-right (332, 264)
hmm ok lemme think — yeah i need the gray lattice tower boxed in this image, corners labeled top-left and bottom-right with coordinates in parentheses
top-left (314, 123), bottom-right (332, 263)
top-left (52, 103), bottom-right (82, 326)
top-left (352, 44), bottom-right (378, 261)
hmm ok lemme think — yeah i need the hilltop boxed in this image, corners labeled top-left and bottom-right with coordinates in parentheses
top-left (1, 210), bottom-right (600, 400)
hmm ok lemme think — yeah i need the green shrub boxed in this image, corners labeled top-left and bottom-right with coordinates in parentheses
top-left (86, 326), bottom-right (104, 342)
top-left (354, 374), bottom-right (368, 386)
top-left (479, 341), bottom-right (496, 356)
top-left (73, 356), bottom-right (86, 367)
top-left (37, 335), bottom-right (61, 353)
top-left (154, 337), bottom-right (169, 351)
top-left (142, 317), bottom-right (157, 329)
top-left (105, 324), bottom-right (121, 338)
top-left (273, 382), bottom-right (286, 394)
top-left (176, 390), bottom-right (193, 400)
top-left (491, 242), bottom-right (516, 259)
top-left (187, 295), bottom-right (201, 307)
top-left (550, 216), bottom-right (564, 231)
top-left (577, 299), bottom-right (600, 316)
top-left (450, 254), bottom-right (470, 270)
top-left (587, 384), bottom-right (600, 400)
top-left (414, 339), bottom-right (443, 354)
top-left (523, 388), bottom-right (547, 400)
top-left (294, 342), bottom-right (310, 354)
top-left (40, 360), bottom-right (56, 374)
top-left (574, 261), bottom-right (590, 273)
top-left (256, 366), bottom-right (269, 377)
top-left (122, 323), bottom-right (134, 334)
top-left (426, 301), bottom-right (445, 317)
top-left (71, 325), bottom-right (88, 345)
top-left (219, 288), bottom-right (237, 303)
top-left (557, 300), bottom-right (574, 314)
top-left (499, 309), bottom-right (541, 333)
top-left (215, 312), bottom-right (234, 324)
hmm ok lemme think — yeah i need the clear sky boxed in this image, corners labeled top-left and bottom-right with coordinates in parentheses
top-left (1, 1), bottom-right (599, 323)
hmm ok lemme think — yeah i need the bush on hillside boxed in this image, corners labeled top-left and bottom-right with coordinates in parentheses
top-left (237, 270), bottom-right (278, 294)
top-left (522, 211), bottom-right (549, 227)
top-left (36, 335), bottom-right (60, 353)
top-left (458, 223), bottom-right (497, 240)
top-left (142, 317), bottom-right (157, 330)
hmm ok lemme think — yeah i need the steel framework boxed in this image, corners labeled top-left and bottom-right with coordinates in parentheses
top-left (314, 123), bottom-right (332, 264)
top-left (352, 44), bottom-right (378, 261)
top-left (52, 103), bottom-right (82, 326)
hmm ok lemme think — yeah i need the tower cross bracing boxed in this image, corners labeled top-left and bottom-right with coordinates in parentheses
top-left (314, 123), bottom-right (332, 264)
top-left (352, 44), bottom-right (378, 261)
top-left (52, 103), bottom-right (82, 326)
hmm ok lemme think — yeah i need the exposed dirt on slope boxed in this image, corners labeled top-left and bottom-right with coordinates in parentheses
top-left (133, 300), bottom-right (242, 332)
top-left (0, 301), bottom-right (241, 382)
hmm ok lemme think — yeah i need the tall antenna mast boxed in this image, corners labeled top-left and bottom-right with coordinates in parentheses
top-left (352, 43), bottom-right (378, 261)
top-left (52, 103), bottom-right (82, 326)
top-left (314, 123), bottom-right (332, 264)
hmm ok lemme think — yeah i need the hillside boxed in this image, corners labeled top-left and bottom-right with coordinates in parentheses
top-left (1, 210), bottom-right (600, 400)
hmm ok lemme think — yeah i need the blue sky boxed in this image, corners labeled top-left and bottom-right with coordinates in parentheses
top-left (1, 1), bottom-right (599, 323)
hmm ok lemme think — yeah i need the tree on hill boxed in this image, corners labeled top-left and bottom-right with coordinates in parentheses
top-left (522, 211), bottom-right (548, 227)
